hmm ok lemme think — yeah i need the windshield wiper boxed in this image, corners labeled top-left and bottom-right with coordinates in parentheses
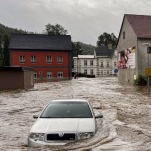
top-left (40, 116), bottom-right (53, 118)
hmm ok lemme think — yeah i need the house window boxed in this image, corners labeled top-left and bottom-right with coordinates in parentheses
top-left (101, 70), bottom-right (103, 74)
top-left (57, 56), bottom-right (63, 63)
top-left (31, 56), bottom-right (36, 63)
top-left (101, 62), bottom-right (103, 67)
top-left (107, 62), bottom-right (110, 67)
top-left (84, 69), bottom-right (87, 74)
top-left (114, 62), bottom-right (117, 67)
top-left (107, 70), bottom-right (109, 75)
top-left (90, 69), bottom-right (93, 75)
top-left (84, 60), bottom-right (87, 66)
top-left (90, 60), bottom-right (93, 66)
top-left (57, 72), bottom-right (63, 78)
top-left (19, 56), bottom-right (25, 63)
top-left (123, 31), bottom-right (125, 39)
top-left (34, 72), bottom-right (37, 79)
top-left (47, 72), bottom-right (52, 79)
top-left (46, 56), bottom-right (52, 63)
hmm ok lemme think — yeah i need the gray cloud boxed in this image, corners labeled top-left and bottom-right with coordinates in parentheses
top-left (0, 0), bottom-right (151, 45)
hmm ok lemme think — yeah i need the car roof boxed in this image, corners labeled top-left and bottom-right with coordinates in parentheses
top-left (51, 99), bottom-right (88, 103)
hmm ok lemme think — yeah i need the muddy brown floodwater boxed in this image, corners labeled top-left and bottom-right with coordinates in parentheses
top-left (0, 77), bottom-right (151, 151)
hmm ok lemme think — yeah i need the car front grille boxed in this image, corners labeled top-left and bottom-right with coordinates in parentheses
top-left (46, 133), bottom-right (75, 141)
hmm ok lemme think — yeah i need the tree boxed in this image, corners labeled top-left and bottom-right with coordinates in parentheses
top-left (97, 32), bottom-right (117, 47)
top-left (45, 23), bottom-right (68, 35)
top-left (72, 42), bottom-right (82, 57)
top-left (3, 35), bottom-right (10, 66)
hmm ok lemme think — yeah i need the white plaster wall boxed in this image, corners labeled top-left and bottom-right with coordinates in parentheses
top-left (117, 16), bottom-right (138, 83)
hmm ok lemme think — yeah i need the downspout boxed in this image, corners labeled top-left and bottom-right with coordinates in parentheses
top-left (69, 50), bottom-right (72, 80)
top-left (136, 38), bottom-right (139, 78)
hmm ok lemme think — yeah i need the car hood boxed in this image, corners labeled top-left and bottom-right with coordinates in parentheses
top-left (30, 118), bottom-right (95, 133)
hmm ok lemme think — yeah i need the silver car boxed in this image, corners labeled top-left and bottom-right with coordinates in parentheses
top-left (28, 99), bottom-right (103, 147)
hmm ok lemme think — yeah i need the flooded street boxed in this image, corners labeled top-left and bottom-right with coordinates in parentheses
top-left (0, 77), bottom-right (151, 151)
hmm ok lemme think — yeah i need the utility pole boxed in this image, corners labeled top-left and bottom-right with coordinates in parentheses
top-left (0, 35), bottom-right (5, 66)
top-left (1, 40), bottom-right (4, 66)
top-left (0, 26), bottom-right (7, 66)
top-left (77, 54), bottom-right (78, 79)
top-left (142, 43), bottom-right (150, 87)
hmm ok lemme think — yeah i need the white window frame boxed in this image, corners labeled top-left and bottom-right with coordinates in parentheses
top-left (84, 60), bottom-right (87, 66)
top-left (57, 72), bottom-right (63, 78)
top-left (110, 70), bottom-right (112, 74)
top-left (47, 72), bottom-right (52, 79)
top-left (101, 62), bottom-right (103, 67)
top-left (57, 56), bottom-right (63, 64)
top-left (107, 62), bottom-right (110, 67)
top-left (84, 69), bottom-right (87, 74)
top-left (19, 56), bottom-right (25, 63)
top-left (46, 56), bottom-right (52, 63)
top-left (114, 61), bottom-right (117, 67)
top-left (90, 69), bottom-right (93, 75)
top-left (90, 60), bottom-right (93, 66)
top-left (31, 56), bottom-right (36, 63)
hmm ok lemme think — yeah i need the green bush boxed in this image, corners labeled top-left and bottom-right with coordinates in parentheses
top-left (134, 75), bottom-right (147, 86)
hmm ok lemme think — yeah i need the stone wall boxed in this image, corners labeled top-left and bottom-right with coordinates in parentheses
top-left (118, 69), bottom-right (136, 84)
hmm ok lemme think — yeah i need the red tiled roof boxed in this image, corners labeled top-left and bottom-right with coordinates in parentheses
top-left (125, 14), bottom-right (151, 38)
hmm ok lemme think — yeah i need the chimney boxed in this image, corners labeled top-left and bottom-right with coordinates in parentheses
top-left (107, 43), bottom-right (112, 49)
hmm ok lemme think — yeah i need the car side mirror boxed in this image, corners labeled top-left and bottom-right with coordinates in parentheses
top-left (33, 115), bottom-right (39, 119)
top-left (95, 114), bottom-right (103, 118)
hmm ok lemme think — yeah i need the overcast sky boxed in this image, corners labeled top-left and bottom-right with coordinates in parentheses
top-left (0, 0), bottom-right (151, 45)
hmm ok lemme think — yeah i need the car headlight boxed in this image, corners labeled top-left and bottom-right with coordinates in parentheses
top-left (29, 133), bottom-right (45, 141)
top-left (78, 132), bottom-right (94, 140)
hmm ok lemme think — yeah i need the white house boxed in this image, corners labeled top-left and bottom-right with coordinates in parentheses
top-left (73, 55), bottom-right (97, 75)
top-left (94, 45), bottom-right (118, 76)
top-left (73, 45), bottom-right (118, 77)
top-left (117, 14), bottom-right (151, 84)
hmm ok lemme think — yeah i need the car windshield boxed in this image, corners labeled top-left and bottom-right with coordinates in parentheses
top-left (40, 101), bottom-right (93, 118)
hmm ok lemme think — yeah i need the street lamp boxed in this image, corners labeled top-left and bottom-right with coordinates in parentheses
top-left (76, 48), bottom-right (81, 78)
top-left (142, 43), bottom-right (150, 86)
